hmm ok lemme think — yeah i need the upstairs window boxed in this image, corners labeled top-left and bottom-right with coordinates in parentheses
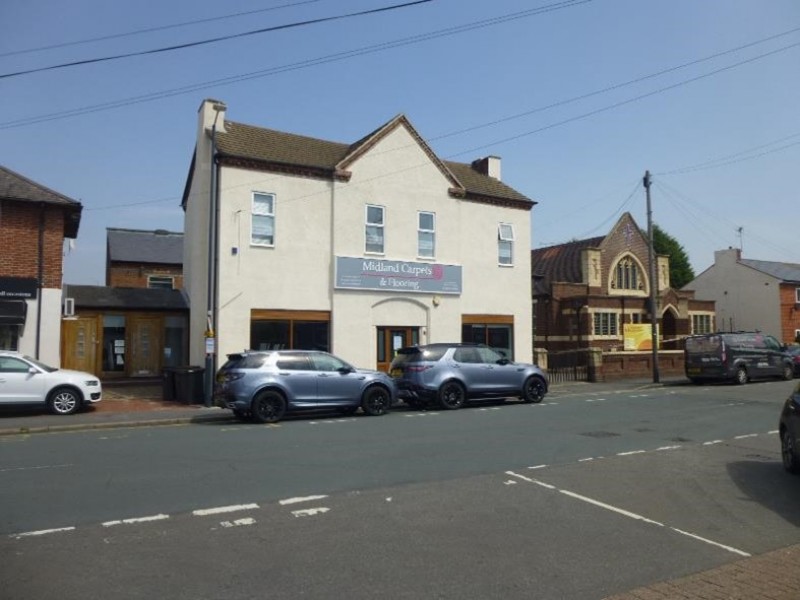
top-left (147, 275), bottom-right (174, 289)
top-left (612, 256), bottom-right (642, 290)
top-left (498, 223), bottom-right (514, 266)
top-left (366, 205), bottom-right (385, 254)
top-left (796, 287), bottom-right (800, 303)
top-left (252, 192), bottom-right (275, 246)
top-left (418, 212), bottom-right (435, 258)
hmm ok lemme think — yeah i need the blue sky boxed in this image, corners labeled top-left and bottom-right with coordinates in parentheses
top-left (1, 0), bottom-right (798, 285)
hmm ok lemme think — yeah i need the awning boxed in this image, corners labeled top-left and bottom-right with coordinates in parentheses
top-left (0, 300), bottom-right (27, 325)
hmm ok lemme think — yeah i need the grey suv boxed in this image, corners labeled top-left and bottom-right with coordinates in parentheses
top-left (214, 350), bottom-right (396, 423)
top-left (389, 343), bottom-right (548, 409)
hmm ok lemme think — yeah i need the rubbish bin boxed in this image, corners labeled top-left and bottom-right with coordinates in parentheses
top-left (173, 366), bottom-right (205, 404)
top-left (162, 367), bottom-right (177, 402)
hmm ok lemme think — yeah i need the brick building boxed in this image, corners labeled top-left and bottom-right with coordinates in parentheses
top-left (0, 165), bottom-right (82, 364)
top-left (106, 228), bottom-right (183, 289)
top-left (532, 212), bottom-right (715, 354)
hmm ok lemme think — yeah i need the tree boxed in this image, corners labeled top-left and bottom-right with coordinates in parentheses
top-left (650, 224), bottom-right (695, 289)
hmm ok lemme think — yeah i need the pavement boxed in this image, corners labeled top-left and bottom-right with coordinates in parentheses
top-left (2, 377), bottom-right (798, 599)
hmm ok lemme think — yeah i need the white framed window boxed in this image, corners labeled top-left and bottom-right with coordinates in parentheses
top-left (252, 192), bottom-right (275, 246)
top-left (692, 314), bottom-right (713, 334)
top-left (365, 205), bottom-right (384, 254)
top-left (593, 312), bottom-right (619, 336)
top-left (147, 275), bottom-right (174, 290)
top-left (498, 223), bottom-right (514, 266)
top-left (795, 287), bottom-right (800, 303)
top-left (418, 211), bottom-right (435, 258)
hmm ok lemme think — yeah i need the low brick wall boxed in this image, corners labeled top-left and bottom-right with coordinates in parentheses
top-left (599, 350), bottom-right (685, 381)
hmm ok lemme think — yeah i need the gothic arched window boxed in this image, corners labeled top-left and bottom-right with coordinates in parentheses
top-left (614, 257), bottom-right (641, 291)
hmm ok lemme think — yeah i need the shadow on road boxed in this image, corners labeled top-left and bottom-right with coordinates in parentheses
top-left (727, 458), bottom-right (800, 527)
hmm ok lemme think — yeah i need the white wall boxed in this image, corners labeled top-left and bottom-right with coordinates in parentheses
top-left (688, 249), bottom-right (781, 335)
top-left (17, 289), bottom-right (62, 365)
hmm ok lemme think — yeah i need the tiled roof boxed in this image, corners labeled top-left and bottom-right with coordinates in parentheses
top-left (531, 236), bottom-right (605, 295)
top-left (741, 259), bottom-right (800, 284)
top-left (213, 117), bottom-right (532, 205)
top-left (65, 284), bottom-right (188, 310)
top-left (0, 164), bottom-right (82, 238)
top-left (107, 228), bottom-right (183, 265)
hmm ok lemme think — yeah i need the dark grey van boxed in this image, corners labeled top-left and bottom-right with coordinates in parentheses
top-left (684, 332), bottom-right (794, 384)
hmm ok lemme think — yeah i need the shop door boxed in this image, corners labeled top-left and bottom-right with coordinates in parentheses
top-left (376, 327), bottom-right (419, 372)
top-left (129, 317), bottom-right (162, 377)
top-left (62, 318), bottom-right (99, 375)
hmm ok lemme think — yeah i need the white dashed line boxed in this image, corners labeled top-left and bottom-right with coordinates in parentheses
top-left (703, 440), bottom-right (723, 446)
top-left (655, 445), bottom-right (682, 451)
top-left (617, 450), bottom-right (646, 456)
top-left (13, 526), bottom-right (75, 539)
top-left (506, 473), bottom-right (750, 557)
top-left (279, 495), bottom-right (328, 505)
top-left (309, 419), bottom-right (357, 425)
top-left (291, 507), bottom-right (330, 518)
top-left (578, 457), bottom-right (595, 462)
top-left (527, 465), bottom-right (548, 470)
top-left (586, 398), bottom-right (606, 402)
top-left (0, 463), bottom-right (73, 473)
top-left (193, 504), bottom-right (259, 516)
top-left (734, 434), bottom-right (758, 440)
top-left (103, 514), bottom-right (170, 527)
top-left (768, 430), bottom-right (778, 435)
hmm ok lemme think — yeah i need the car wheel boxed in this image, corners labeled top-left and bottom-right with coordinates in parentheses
top-left (438, 381), bottom-right (465, 410)
top-left (361, 386), bottom-right (390, 416)
top-left (47, 387), bottom-right (81, 415)
top-left (782, 364), bottom-right (793, 381)
top-left (734, 367), bottom-right (748, 385)
top-left (781, 428), bottom-right (800, 474)
top-left (522, 376), bottom-right (546, 403)
top-left (251, 391), bottom-right (286, 424)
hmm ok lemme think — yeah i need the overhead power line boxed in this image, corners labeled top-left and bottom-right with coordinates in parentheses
top-left (0, 0), bottom-right (593, 129)
top-left (0, 0), bottom-right (435, 80)
top-left (0, 0), bottom-right (327, 59)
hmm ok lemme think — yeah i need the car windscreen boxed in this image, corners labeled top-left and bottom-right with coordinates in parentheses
top-left (685, 336), bottom-right (721, 355)
top-left (221, 353), bottom-right (269, 370)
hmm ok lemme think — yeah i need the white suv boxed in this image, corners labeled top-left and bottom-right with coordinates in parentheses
top-left (0, 351), bottom-right (102, 415)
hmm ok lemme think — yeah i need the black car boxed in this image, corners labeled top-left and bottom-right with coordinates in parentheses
top-left (684, 332), bottom-right (794, 385)
top-left (779, 381), bottom-right (800, 474)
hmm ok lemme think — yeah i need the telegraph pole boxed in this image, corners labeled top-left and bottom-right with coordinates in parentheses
top-left (644, 171), bottom-right (660, 383)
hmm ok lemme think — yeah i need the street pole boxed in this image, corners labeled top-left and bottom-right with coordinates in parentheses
top-left (644, 170), bottom-right (660, 383)
top-left (204, 103), bottom-right (225, 406)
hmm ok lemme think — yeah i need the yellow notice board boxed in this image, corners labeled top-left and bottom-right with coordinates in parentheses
top-left (624, 324), bottom-right (654, 350)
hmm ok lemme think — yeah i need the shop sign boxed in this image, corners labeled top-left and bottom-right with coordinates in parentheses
top-left (0, 277), bottom-right (38, 299)
top-left (335, 257), bottom-right (462, 294)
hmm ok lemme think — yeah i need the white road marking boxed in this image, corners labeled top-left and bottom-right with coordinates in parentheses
top-left (193, 503), bottom-right (259, 516)
top-left (578, 457), bottom-right (595, 462)
top-left (0, 463), bottom-right (72, 473)
top-left (655, 445), bottom-right (682, 451)
top-left (527, 465), bottom-right (548, 470)
top-left (103, 514), bottom-right (170, 527)
top-left (617, 450), bottom-right (646, 456)
top-left (586, 398), bottom-right (606, 402)
top-left (13, 526), bottom-right (75, 539)
top-left (734, 434), bottom-right (758, 440)
top-left (504, 480), bottom-right (518, 485)
top-left (291, 507), bottom-right (330, 517)
top-left (506, 473), bottom-right (751, 557)
top-left (309, 419), bottom-right (357, 425)
top-left (221, 518), bottom-right (256, 528)
top-left (670, 527), bottom-right (750, 557)
top-left (703, 440), bottom-right (723, 446)
top-left (478, 407), bottom-right (502, 411)
top-left (404, 413), bottom-right (440, 417)
top-left (279, 495), bottom-right (328, 506)
top-left (768, 430), bottom-right (778, 435)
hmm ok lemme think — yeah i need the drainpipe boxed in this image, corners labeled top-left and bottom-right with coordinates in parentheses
top-left (35, 202), bottom-right (45, 359)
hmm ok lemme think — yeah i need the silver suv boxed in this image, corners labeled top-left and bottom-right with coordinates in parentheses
top-left (389, 343), bottom-right (548, 410)
top-left (214, 350), bottom-right (397, 423)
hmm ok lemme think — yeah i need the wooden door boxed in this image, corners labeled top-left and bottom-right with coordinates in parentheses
top-left (129, 317), bottom-right (162, 377)
top-left (62, 318), bottom-right (99, 375)
top-left (376, 327), bottom-right (419, 372)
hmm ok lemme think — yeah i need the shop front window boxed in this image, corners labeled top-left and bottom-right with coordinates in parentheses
top-left (461, 323), bottom-right (514, 360)
top-left (103, 315), bottom-right (126, 372)
top-left (251, 320), bottom-right (329, 352)
top-left (0, 325), bottom-right (19, 351)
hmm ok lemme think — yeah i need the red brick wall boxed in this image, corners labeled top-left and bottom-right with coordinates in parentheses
top-left (108, 262), bottom-right (183, 289)
top-left (779, 284), bottom-right (800, 343)
top-left (0, 201), bottom-right (66, 288)
top-left (600, 350), bottom-right (685, 380)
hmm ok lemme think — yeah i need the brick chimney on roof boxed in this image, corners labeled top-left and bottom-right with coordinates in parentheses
top-left (471, 156), bottom-right (501, 181)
